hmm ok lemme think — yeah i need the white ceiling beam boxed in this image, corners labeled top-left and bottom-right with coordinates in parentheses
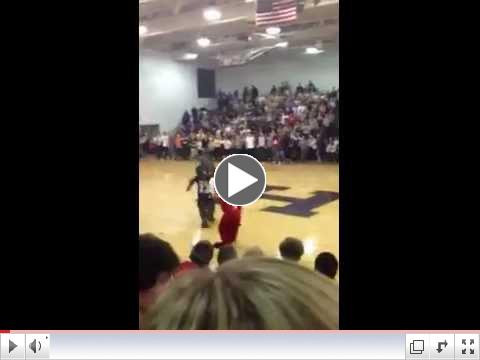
top-left (143, 2), bottom-right (252, 38)
top-left (143, 0), bottom-right (338, 39)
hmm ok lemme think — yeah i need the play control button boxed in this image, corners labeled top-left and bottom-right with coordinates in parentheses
top-left (228, 163), bottom-right (258, 197)
top-left (1, 334), bottom-right (26, 359)
top-left (214, 154), bottom-right (266, 206)
top-left (9, 340), bottom-right (17, 353)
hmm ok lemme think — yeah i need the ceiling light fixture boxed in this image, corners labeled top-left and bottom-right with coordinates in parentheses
top-left (266, 26), bottom-right (281, 36)
top-left (275, 41), bottom-right (289, 48)
top-left (245, 0), bottom-right (255, 2)
top-left (305, 47), bottom-right (324, 54)
top-left (197, 37), bottom-right (211, 47)
top-left (139, 25), bottom-right (148, 36)
top-left (203, 8), bottom-right (222, 21)
top-left (183, 53), bottom-right (199, 60)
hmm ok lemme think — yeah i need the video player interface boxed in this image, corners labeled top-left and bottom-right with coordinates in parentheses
top-left (0, 332), bottom-right (478, 359)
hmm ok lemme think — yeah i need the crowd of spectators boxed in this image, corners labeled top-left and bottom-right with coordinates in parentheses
top-left (140, 81), bottom-right (339, 164)
top-left (139, 233), bottom-right (339, 330)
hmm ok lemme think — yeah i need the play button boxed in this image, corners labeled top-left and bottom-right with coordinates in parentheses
top-left (228, 163), bottom-right (258, 197)
top-left (214, 154), bottom-right (266, 206)
top-left (9, 340), bottom-right (17, 353)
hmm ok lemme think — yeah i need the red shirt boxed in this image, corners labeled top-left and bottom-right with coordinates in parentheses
top-left (175, 136), bottom-right (182, 148)
top-left (218, 199), bottom-right (242, 244)
top-left (219, 199), bottom-right (242, 224)
top-left (272, 136), bottom-right (280, 149)
top-left (288, 114), bottom-right (297, 127)
top-left (175, 261), bottom-right (199, 276)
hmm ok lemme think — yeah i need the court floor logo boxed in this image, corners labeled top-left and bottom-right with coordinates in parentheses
top-left (261, 185), bottom-right (339, 218)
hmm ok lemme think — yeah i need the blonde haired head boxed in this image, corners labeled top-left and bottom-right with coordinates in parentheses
top-left (145, 257), bottom-right (338, 329)
top-left (243, 246), bottom-right (264, 257)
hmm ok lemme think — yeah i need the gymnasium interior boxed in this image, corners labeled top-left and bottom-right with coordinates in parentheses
top-left (139, 0), bottom-right (339, 329)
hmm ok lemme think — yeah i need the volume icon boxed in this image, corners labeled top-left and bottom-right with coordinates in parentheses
top-left (29, 339), bottom-right (42, 354)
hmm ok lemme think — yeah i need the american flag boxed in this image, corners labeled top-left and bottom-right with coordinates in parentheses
top-left (256, 0), bottom-right (298, 27)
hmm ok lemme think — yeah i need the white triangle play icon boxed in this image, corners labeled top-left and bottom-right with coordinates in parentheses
top-left (228, 162), bottom-right (258, 197)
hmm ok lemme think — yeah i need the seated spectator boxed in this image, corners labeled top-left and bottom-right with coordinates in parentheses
top-left (333, 137), bottom-right (339, 161)
top-left (159, 132), bottom-right (169, 159)
top-left (295, 83), bottom-right (304, 96)
top-left (151, 133), bottom-right (162, 158)
top-left (251, 85), bottom-right (259, 103)
top-left (233, 132), bottom-right (243, 155)
top-left (176, 240), bottom-right (214, 276)
top-left (217, 245), bottom-right (238, 265)
top-left (270, 85), bottom-right (277, 96)
top-left (174, 133), bottom-right (182, 160)
top-left (307, 80), bottom-right (317, 93)
top-left (326, 137), bottom-right (339, 162)
top-left (139, 132), bottom-right (148, 159)
top-left (314, 252), bottom-right (338, 280)
top-left (168, 133), bottom-right (176, 159)
top-left (181, 135), bottom-right (191, 160)
top-left (223, 136), bottom-right (233, 157)
top-left (308, 134), bottom-right (318, 160)
top-left (299, 135), bottom-right (309, 161)
top-left (243, 246), bottom-right (264, 257)
top-left (182, 111), bottom-right (190, 126)
top-left (280, 133), bottom-right (290, 163)
top-left (279, 237), bottom-right (304, 262)
top-left (144, 257), bottom-right (339, 329)
top-left (256, 132), bottom-right (266, 161)
top-left (245, 131), bottom-right (256, 158)
top-left (242, 86), bottom-right (250, 103)
top-left (213, 135), bottom-right (223, 161)
top-left (139, 234), bottom-right (180, 316)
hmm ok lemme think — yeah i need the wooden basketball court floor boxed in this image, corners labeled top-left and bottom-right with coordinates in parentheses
top-left (140, 157), bottom-right (339, 273)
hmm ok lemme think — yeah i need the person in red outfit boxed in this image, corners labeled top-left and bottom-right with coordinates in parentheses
top-left (214, 197), bottom-right (242, 248)
top-left (175, 240), bottom-right (214, 276)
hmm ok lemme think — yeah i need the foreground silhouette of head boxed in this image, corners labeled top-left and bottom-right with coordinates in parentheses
top-left (145, 257), bottom-right (338, 329)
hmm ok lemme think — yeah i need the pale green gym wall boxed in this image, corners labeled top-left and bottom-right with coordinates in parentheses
top-left (217, 46), bottom-right (338, 95)
top-left (139, 49), bottom-right (215, 129)
top-left (139, 47), bottom-right (338, 130)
